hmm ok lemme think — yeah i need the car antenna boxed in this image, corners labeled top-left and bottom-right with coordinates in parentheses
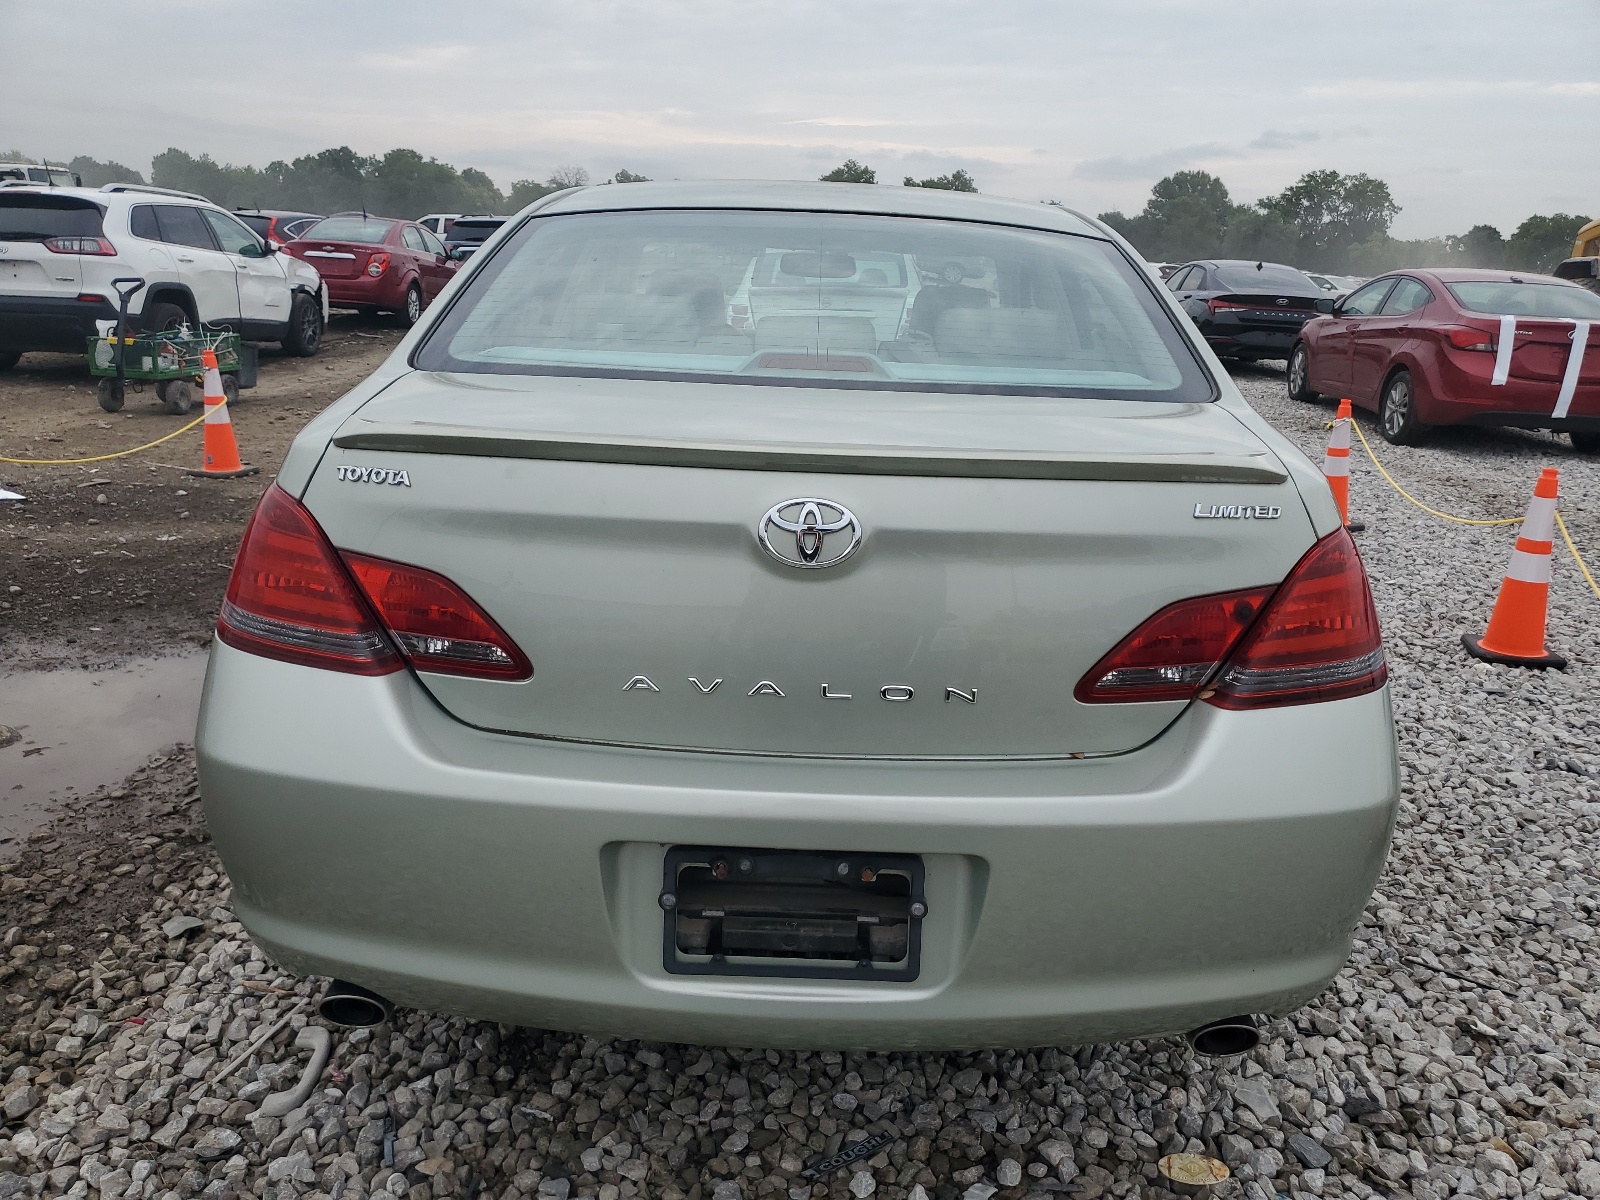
top-left (1256, 261), bottom-right (1264, 270)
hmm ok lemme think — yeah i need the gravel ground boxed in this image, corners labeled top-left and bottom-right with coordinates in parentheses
top-left (3, 363), bottom-right (1600, 1200)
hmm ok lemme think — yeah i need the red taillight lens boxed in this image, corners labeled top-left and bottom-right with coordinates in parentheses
top-left (45, 236), bottom-right (116, 256)
top-left (1076, 528), bottom-right (1386, 710)
top-left (341, 553), bottom-right (532, 680)
top-left (1443, 325), bottom-right (1495, 351)
top-left (1207, 528), bottom-right (1385, 709)
top-left (1207, 298), bottom-right (1250, 312)
top-left (218, 485), bottom-right (400, 675)
top-left (1075, 587), bottom-right (1274, 704)
top-left (367, 253), bottom-right (389, 278)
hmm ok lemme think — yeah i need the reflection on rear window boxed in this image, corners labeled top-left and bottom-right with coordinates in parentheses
top-left (1447, 282), bottom-right (1600, 320)
top-left (448, 221), bottom-right (504, 243)
top-left (0, 197), bottom-right (104, 240)
top-left (415, 209), bottom-right (1212, 400)
top-left (302, 217), bottom-right (395, 244)
top-left (1213, 265), bottom-right (1318, 293)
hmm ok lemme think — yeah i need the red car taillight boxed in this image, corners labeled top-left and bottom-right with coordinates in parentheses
top-left (45, 236), bottom-right (116, 255)
top-left (1075, 528), bottom-right (1385, 710)
top-left (1206, 298), bottom-right (1250, 312)
top-left (1443, 324), bottom-right (1496, 351)
top-left (1208, 529), bottom-right (1385, 708)
top-left (218, 485), bottom-right (399, 675)
top-left (1075, 587), bottom-right (1274, 704)
top-left (218, 485), bottom-right (531, 680)
top-left (341, 552), bottom-right (532, 680)
top-left (367, 253), bottom-right (390, 278)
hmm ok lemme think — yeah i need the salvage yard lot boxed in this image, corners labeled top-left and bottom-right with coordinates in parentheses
top-left (2, 359), bottom-right (1600, 1200)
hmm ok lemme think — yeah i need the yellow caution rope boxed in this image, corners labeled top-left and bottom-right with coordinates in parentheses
top-left (0, 406), bottom-right (214, 465)
top-left (1348, 419), bottom-right (1520, 526)
top-left (1347, 413), bottom-right (1598, 600)
top-left (1556, 512), bottom-right (1600, 600)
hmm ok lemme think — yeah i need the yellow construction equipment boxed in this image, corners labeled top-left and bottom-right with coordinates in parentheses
top-left (1554, 218), bottom-right (1600, 295)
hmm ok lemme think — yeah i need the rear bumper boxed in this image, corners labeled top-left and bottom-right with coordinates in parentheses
top-left (0, 294), bottom-right (116, 352)
top-left (1200, 318), bottom-right (1310, 359)
top-left (319, 273), bottom-right (406, 310)
top-left (197, 640), bottom-right (1400, 1050)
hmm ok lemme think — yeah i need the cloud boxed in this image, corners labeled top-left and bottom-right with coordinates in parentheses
top-left (1073, 144), bottom-right (1237, 182)
top-left (356, 44), bottom-right (473, 73)
top-left (1250, 130), bottom-right (1321, 151)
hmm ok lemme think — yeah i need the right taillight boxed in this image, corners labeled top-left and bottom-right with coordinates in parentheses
top-left (1076, 527), bottom-right (1386, 710)
top-left (367, 253), bottom-right (389, 278)
top-left (1206, 527), bottom-right (1386, 709)
top-left (218, 485), bottom-right (400, 675)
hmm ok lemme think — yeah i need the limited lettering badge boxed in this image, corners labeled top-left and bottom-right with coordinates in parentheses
top-left (1193, 503), bottom-right (1281, 520)
top-left (335, 465), bottom-right (411, 487)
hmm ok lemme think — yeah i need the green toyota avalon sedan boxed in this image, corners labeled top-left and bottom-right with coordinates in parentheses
top-left (196, 181), bottom-right (1398, 1051)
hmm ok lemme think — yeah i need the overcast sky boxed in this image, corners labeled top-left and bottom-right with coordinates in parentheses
top-left (3, 0), bottom-right (1595, 237)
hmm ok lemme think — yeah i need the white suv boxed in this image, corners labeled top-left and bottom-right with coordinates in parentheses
top-left (0, 183), bottom-right (328, 370)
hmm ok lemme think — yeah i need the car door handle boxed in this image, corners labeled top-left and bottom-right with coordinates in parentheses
top-left (236, 264), bottom-right (249, 272)
top-left (176, 255), bottom-right (195, 263)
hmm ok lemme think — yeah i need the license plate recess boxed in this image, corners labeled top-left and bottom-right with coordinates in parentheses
top-left (661, 846), bottom-right (925, 981)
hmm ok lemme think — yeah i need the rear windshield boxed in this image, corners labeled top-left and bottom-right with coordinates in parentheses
top-left (448, 220), bottom-right (503, 243)
top-left (415, 209), bottom-right (1212, 400)
top-left (235, 213), bottom-right (271, 236)
top-left (0, 195), bottom-right (105, 240)
top-left (1213, 264), bottom-right (1318, 294)
top-left (1446, 281), bottom-right (1600, 320)
top-left (301, 216), bottom-right (394, 244)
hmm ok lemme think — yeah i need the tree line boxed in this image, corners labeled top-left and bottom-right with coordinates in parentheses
top-left (1095, 169), bottom-right (1590, 276)
top-left (1, 148), bottom-right (647, 218)
top-left (10, 148), bottom-right (1586, 275)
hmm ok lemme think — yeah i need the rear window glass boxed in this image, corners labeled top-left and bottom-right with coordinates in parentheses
top-left (1212, 264), bottom-right (1318, 293)
top-left (415, 209), bottom-right (1212, 400)
top-left (1446, 281), bottom-right (1600, 320)
top-left (302, 216), bottom-right (394, 244)
top-left (235, 213), bottom-right (272, 236)
top-left (448, 220), bottom-right (503, 243)
top-left (0, 196), bottom-right (105, 240)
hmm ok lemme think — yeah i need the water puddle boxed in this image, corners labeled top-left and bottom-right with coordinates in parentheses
top-left (0, 652), bottom-right (208, 853)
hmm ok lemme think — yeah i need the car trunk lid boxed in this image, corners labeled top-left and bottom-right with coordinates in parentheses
top-left (292, 242), bottom-right (368, 279)
top-left (1504, 318), bottom-right (1600, 385)
top-left (303, 371), bottom-right (1317, 758)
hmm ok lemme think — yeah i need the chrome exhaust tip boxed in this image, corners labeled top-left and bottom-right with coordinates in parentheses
top-left (1185, 1015), bottom-right (1260, 1057)
top-left (317, 980), bottom-right (393, 1028)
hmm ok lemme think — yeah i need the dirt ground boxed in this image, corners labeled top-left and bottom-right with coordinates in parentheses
top-left (0, 314), bottom-right (405, 670)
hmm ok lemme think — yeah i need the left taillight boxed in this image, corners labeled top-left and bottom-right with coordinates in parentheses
top-left (1075, 587), bottom-right (1274, 704)
top-left (218, 485), bottom-right (400, 675)
top-left (218, 486), bottom-right (532, 680)
top-left (367, 253), bottom-right (390, 278)
top-left (45, 236), bottom-right (116, 256)
top-left (1442, 324), bottom-right (1496, 351)
top-left (341, 552), bottom-right (532, 680)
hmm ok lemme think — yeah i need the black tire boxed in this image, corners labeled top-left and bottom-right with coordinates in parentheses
top-left (1286, 343), bottom-right (1319, 403)
top-left (221, 373), bottom-right (240, 406)
top-left (97, 377), bottom-right (125, 413)
top-left (400, 283), bottom-right (423, 327)
top-left (1378, 369), bottom-right (1428, 446)
top-left (0, 350), bottom-right (21, 371)
top-left (159, 378), bottom-right (196, 416)
top-left (1571, 430), bottom-right (1600, 454)
top-left (141, 300), bottom-right (193, 336)
top-left (282, 292), bottom-right (324, 357)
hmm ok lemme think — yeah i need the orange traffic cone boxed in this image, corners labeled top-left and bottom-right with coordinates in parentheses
top-left (1463, 467), bottom-right (1565, 669)
top-left (1323, 400), bottom-right (1362, 530)
top-left (189, 349), bottom-right (258, 480)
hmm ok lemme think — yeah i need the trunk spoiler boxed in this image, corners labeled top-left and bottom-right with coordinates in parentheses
top-left (332, 421), bottom-right (1288, 484)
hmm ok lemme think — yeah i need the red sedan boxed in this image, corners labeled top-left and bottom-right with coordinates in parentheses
top-left (283, 214), bottom-right (456, 325)
top-left (1287, 268), bottom-right (1600, 452)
